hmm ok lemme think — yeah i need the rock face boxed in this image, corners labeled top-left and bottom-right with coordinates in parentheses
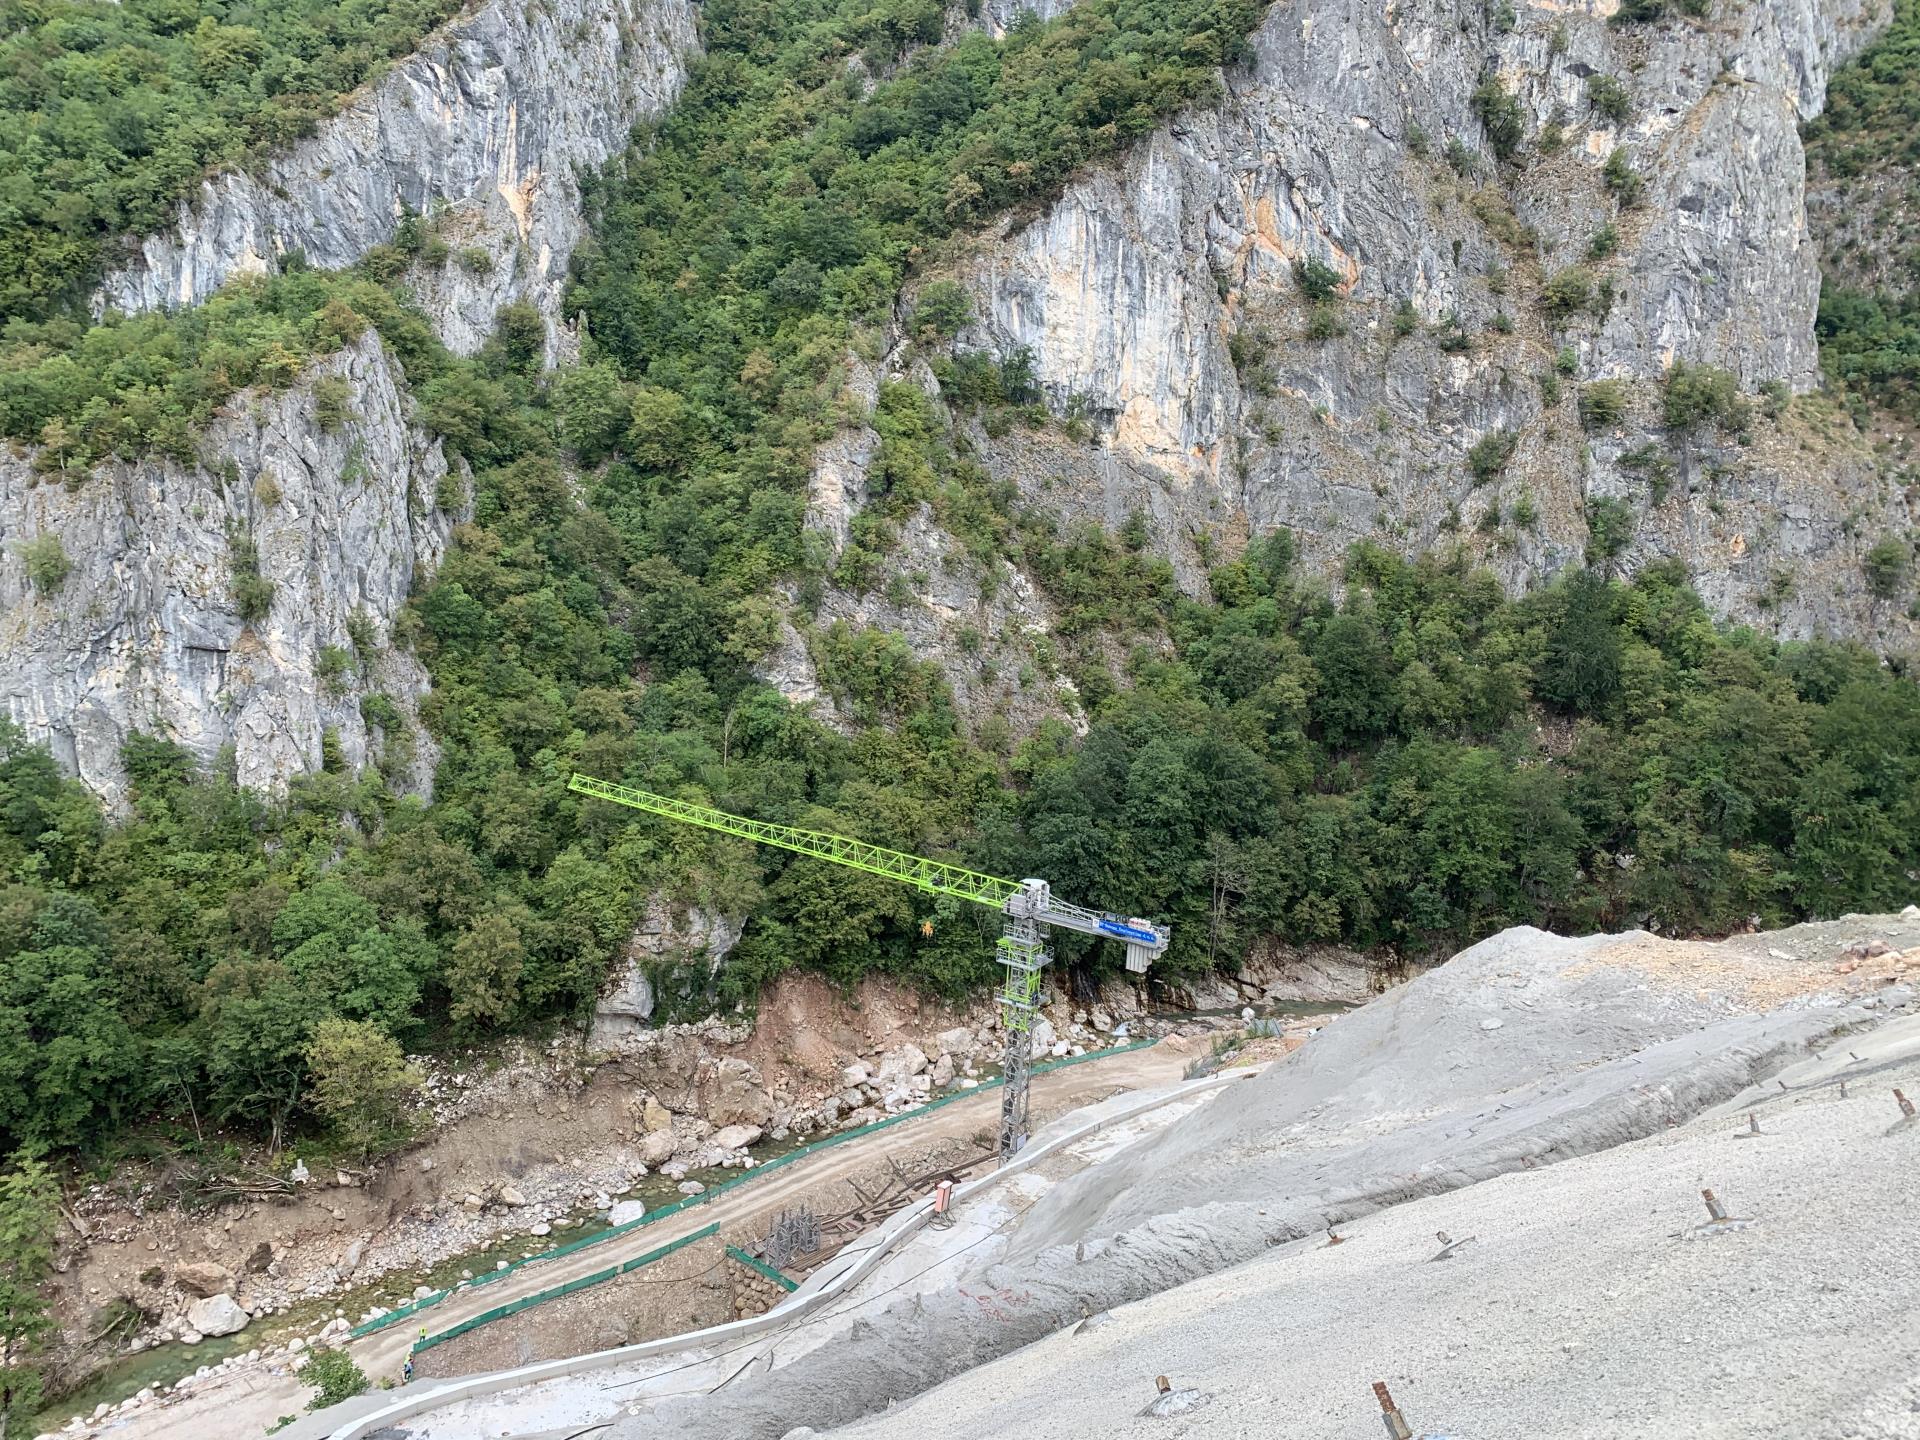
top-left (95, 0), bottom-right (699, 359)
top-left (0, 334), bottom-right (458, 808)
top-left (923, 0), bottom-right (1913, 649)
top-left (592, 898), bottom-right (747, 1044)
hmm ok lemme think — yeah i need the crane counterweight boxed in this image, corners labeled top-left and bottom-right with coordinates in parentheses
top-left (567, 773), bottom-right (1168, 1158)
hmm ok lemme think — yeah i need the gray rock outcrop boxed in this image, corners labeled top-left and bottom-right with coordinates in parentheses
top-left (95, 0), bottom-right (699, 359)
top-left (0, 333), bottom-right (458, 808)
top-left (592, 898), bottom-right (746, 1043)
top-left (922, 0), bottom-right (1913, 649)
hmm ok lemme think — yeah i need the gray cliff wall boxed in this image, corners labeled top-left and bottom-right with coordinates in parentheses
top-left (930, 0), bottom-right (1914, 649)
top-left (95, 0), bottom-right (699, 359)
top-left (0, 335), bottom-right (460, 808)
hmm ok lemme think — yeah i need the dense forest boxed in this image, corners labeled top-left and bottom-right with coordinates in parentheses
top-left (0, 0), bottom-right (1917, 1195)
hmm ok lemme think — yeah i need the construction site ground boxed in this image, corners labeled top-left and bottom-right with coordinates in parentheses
top-left (566, 912), bottom-right (1920, 1440)
top-left (818, 1013), bottom-right (1920, 1440)
top-left (379, 1075), bottom-right (1237, 1440)
top-left (93, 1038), bottom-right (1201, 1440)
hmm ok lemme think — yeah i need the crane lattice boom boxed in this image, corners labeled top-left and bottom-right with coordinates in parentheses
top-left (567, 772), bottom-right (1169, 1158)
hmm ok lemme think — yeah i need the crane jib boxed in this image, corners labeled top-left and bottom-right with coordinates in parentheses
top-left (1097, 918), bottom-right (1160, 945)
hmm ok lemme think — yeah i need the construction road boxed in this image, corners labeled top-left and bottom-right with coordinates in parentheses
top-left (106, 1040), bottom-right (1196, 1440)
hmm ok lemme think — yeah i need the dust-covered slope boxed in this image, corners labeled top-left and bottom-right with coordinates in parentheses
top-left (603, 912), bottom-right (1920, 1439)
top-left (821, 1010), bottom-right (1920, 1440)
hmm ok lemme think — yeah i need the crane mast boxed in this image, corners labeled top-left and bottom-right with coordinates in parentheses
top-left (566, 773), bottom-right (1169, 1158)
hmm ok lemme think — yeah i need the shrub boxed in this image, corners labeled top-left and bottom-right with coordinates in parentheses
top-left (1585, 495), bottom-right (1636, 565)
top-left (1305, 303), bottom-right (1346, 340)
top-left (1471, 76), bottom-right (1526, 160)
top-left (312, 375), bottom-right (354, 432)
top-left (1663, 362), bottom-right (1749, 432)
top-left (1588, 75), bottom-right (1632, 125)
top-left (254, 473), bottom-right (284, 508)
top-left (456, 246), bottom-right (494, 276)
top-left (1542, 267), bottom-right (1594, 321)
top-left (912, 281), bottom-right (972, 340)
top-left (230, 532), bottom-right (276, 622)
top-left (1554, 345), bottom-right (1579, 376)
top-left (1466, 428), bottom-right (1520, 484)
top-left (19, 534), bottom-right (70, 593)
top-left (1295, 257), bottom-right (1344, 303)
top-left (1578, 379), bottom-right (1630, 428)
top-left (303, 1349), bottom-right (368, 1412)
top-left (1603, 147), bottom-right (1644, 207)
top-left (1445, 137), bottom-right (1480, 177)
top-left (1863, 536), bottom-right (1912, 600)
top-left (1393, 299), bottom-right (1419, 337)
top-left (1588, 223), bottom-right (1620, 260)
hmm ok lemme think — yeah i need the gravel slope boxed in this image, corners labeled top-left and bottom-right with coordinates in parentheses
top-left (819, 1013), bottom-right (1920, 1440)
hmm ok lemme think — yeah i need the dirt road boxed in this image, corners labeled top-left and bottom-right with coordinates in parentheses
top-left (101, 1039), bottom-right (1198, 1440)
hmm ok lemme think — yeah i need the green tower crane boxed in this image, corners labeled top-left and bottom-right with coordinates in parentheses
top-left (567, 773), bottom-right (1170, 1159)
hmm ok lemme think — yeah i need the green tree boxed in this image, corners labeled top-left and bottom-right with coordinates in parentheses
top-left (1862, 536), bottom-right (1911, 600)
top-left (0, 1150), bottom-right (57, 1440)
top-left (446, 910), bottom-right (527, 1036)
top-left (305, 1019), bottom-right (421, 1162)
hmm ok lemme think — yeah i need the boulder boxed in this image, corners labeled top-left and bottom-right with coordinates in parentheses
top-left (173, 1263), bottom-right (232, 1298)
top-left (641, 1096), bottom-right (673, 1134)
top-left (876, 1044), bottom-right (928, 1081)
top-left (499, 1185), bottom-right (529, 1207)
top-left (935, 1026), bottom-right (975, 1057)
top-left (244, 1242), bottom-right (274, 1274)
top-left (707, 1057), bottom-right (774, 1127)
top-left (185, 1295), bottom-right (249, 1339)
top-left (1028, 1019), bottom-right (1056, 1055)
top-left (840, 1060), bottom-right (874, 1088)
top-left (608, 1199), bottom-right (647, 1227)
top-left (640, 1130), bottom-right (678, 1166)
top-left (929, 1053), bottom-right (955, 1088)
top-left (711, 1124), bottom-right (764, 1152)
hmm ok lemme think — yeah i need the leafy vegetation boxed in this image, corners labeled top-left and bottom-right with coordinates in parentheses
top-left (0, 1152), bottom-right (57, 1436)
top-left (0, 0), bottom-right (468, 322)
top-left (1470, 75), bottom-right (1525, 160)
top-left (0, 0), bottom-right (1916, 1202)
top-left (301, 1348), bottom-right (367, 1411)
top-left (1806, 0), bottom-right (1920, 411)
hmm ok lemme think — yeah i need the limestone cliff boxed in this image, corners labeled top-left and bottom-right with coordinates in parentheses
top-left (0, 334), bottom-right (460, 808)
top-left (95, 0), bottom-right (698, 360)
top-left (894, 0), bottom-right (1915, 653)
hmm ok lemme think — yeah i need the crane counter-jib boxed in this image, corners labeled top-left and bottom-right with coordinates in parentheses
top-left (565, 772), bottom-right (1023, 910)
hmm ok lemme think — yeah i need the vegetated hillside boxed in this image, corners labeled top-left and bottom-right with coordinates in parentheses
top-left (1809, 0), bottom-right (1920, 426)
top-left (0, 0), bottom-right (1917, 1205)
top-left (0, 0), bottom-right (471, 322)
